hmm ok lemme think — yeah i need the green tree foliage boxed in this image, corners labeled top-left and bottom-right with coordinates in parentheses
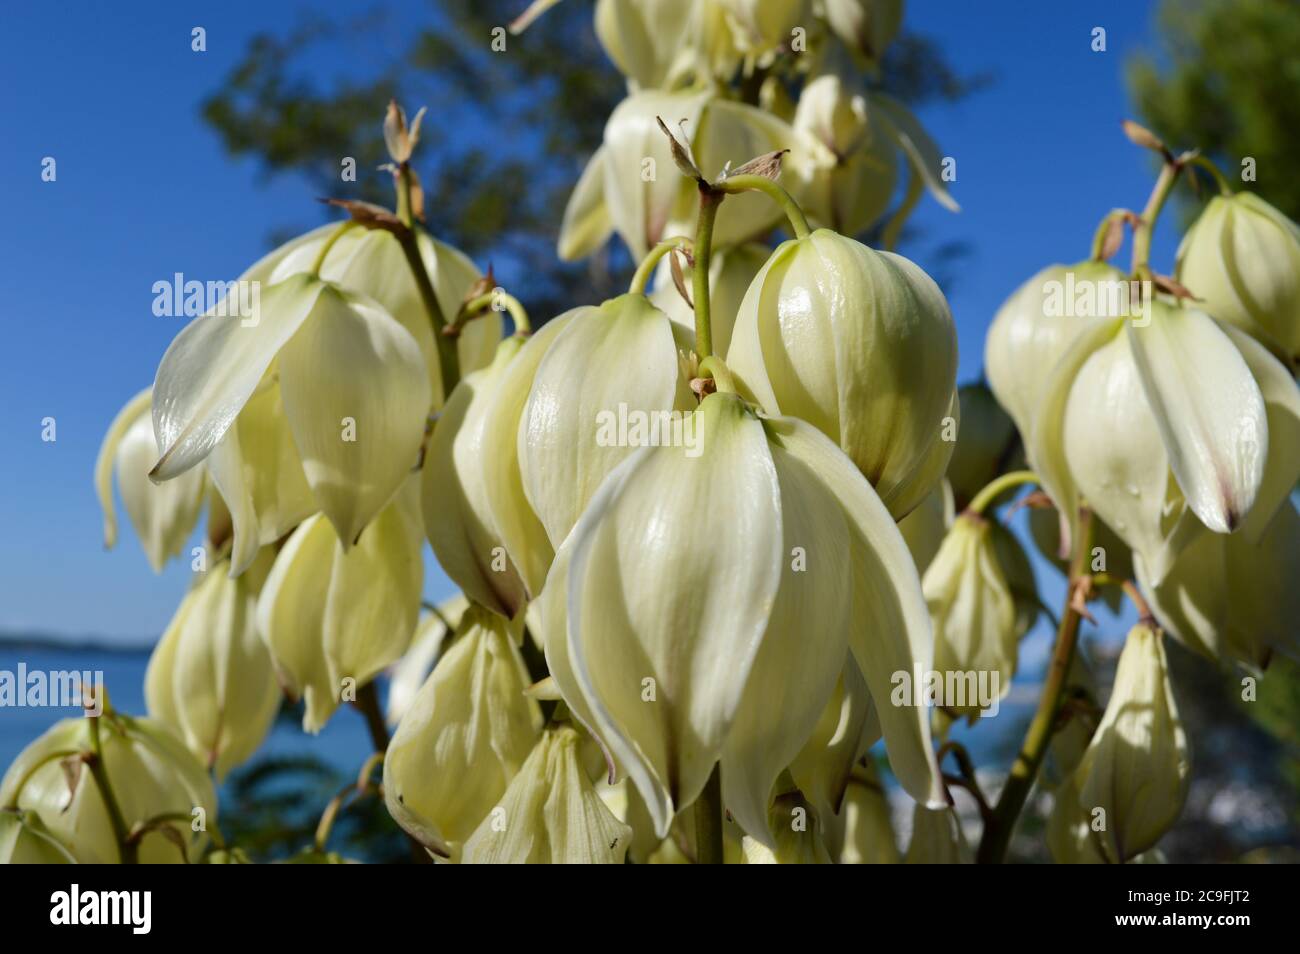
top-left (1128, 0), bottom-right (1300, 221)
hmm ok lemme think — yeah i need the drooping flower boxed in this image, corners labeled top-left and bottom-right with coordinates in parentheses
top-left (904, 804), bottom-right (971, 863)
top-left (256, 478), bottom-right (424, 732)
top-left (923, 512), bottom-right (1018, 724)
top-left (0, 710), bottom-right (217, 864)
top-left (558, 88), bottom-right (809, 261)
top-left (1056, 622), bottom-right (1189, 864)
top-left (95, 388), bottom-right (206, 572)
top-left (821, 0), bottom-right (904, 66)
top-left (541, 392), bottom-right (946, 844)
top-left (593, 0), bottom-right (738, 90)
top-left (727, 228), bottom-right (959, 519)
top-left (480, 294), bottom-right (695, 595)
top-left (145, 550), bottom-right (282, 779)
top-left (988, 262), bottom-right (1292, 568)
top-left (830, 762), bottom-right (900, 864)
top-left (460, 724), bottom-right (633, 864)
top-left (424, 335), bottom-right (533, 618)
top-left (740, 787), bottom-right (833, 864)
top-left (1176, 190), bottom-right (1300, 370)
top-left (151, 268), bottom-right (431, 554)
top-left (384, 605), bottom-right (544, 858)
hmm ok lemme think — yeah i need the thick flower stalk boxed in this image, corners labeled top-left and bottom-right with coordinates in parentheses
top-left (539, 390), bottom-right (946, 846)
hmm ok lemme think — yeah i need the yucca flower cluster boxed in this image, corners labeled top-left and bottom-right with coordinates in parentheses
top-left (4, 1), bottom-right (1296, 866)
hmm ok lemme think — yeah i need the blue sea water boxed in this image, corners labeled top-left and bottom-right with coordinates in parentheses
top-left (0, 645), bottom-right (373, 774)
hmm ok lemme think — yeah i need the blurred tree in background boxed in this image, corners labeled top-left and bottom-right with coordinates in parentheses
top-left (201, 0), bottom-right (980, 323)
top-left (1128, 0), bottom-right (1300, 222)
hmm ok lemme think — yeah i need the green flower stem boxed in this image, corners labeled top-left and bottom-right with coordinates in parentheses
top-left (310, 221), bottom-right (360, 275)
top-left (87, 715), bottom-right (137, 864)
top-left (629, 236), bottom-right (693, 295)
top-left (1131, 160), bottom-right (1183, 276)
top-left (397, 229), bottom-right (460, 396)
top-left (714, 174), bottom-right (811, 240)
top-left (454, 290), bottom-right (532, 336)
top-left (692, 188), bottom-right (724, 359)
top-left (699, 355), bottom-right (737, 395)
top-left (396, 163), bottom-right (416, 226)
top-left (694, 764), bottom-right (725, 864)
top-left (1187, 154), bottom-right (1233, 196)
top-left (967, 469), bottom-right (1039, 515)
top-left (976, 507), bottom-right (1094, 864)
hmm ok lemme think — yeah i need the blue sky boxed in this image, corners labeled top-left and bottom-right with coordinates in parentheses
top-left (0, 1), bottom-right (1178, 644)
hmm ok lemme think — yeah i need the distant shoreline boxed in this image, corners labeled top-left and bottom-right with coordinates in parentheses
top-left (0, 633), bottom-right (152, 655)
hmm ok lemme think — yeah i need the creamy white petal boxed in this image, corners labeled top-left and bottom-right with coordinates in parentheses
top-left (424, 339), bottom-right (528, 618)
top-left (278, 284), bottom-right (431, 546)
top-left (721, 426), bottom-right (851, 844)
top-left (558, 145), bottom-right (614, 262)
top-left (763, 414), bottom-right (947, 808)
top-left (152, 273), bottom-right (323, 479)
top-left (461, 725), bottom-right (632, 863)
top-left (1126, 303), bottom-right (1267, 533)
top-left (206, 379), bottom-right (316, 575)
top-left (871, 93), bottom-right (960, 212)
top-left (559, 393), bottom-right (784, 835)
top-left (479, 312), bottom-right (579, 598)
top-left (520, 294), bottom-right (690, 548)
top-left (384, 606), bottom-right (543, 855)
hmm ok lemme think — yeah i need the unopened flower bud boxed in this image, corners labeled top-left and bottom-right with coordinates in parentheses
top-left (923, 512), bottom-right (1017, 723)
top-left (728, 229), bottom-right (958, 519)
top-left (0, 711), bottom-right (217, 863)
top-left (822, 0), bottom-right (904, 65)
top-left (1064, 622), bottom-right (1189, 864)
top-left (1176, 191), bottom-right (1300, 369)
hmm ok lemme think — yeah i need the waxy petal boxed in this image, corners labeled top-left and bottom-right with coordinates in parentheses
top-left (1126, 303), bottom-right (1267, 533)
top-left (278, 285), bottom-right (431, 546)
top-left (767, 415), bottom-right (947, 808)
top-left (424, 338), bottom-right (528, 618)
top-left (152, 273), bottom-right (323, 480)
top-left (520, 294), bottom-right (691, 548)
top-left (480, 313), bottom-right (578, 598)
top-left (557, 393), bottom-right (783, 835)
top-left (721, 424), bottom-right (852, 844)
